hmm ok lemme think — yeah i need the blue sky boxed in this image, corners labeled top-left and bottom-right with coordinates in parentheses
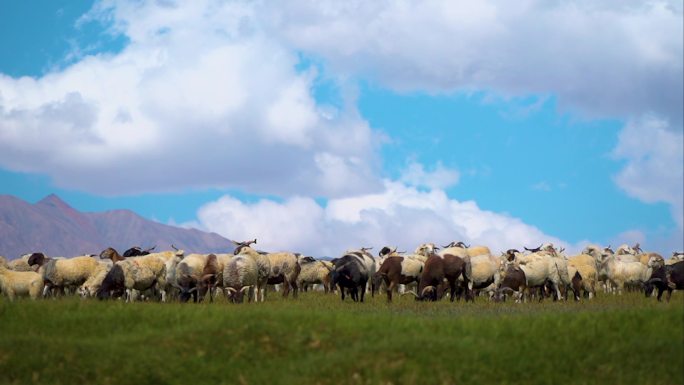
top-left (1, 1), bottom-right (682, 257)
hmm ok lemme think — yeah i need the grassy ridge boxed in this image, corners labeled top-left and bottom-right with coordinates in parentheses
top-left (1, 292), bottom-right (682, 385)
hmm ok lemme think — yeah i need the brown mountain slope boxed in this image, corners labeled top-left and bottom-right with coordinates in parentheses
top-left (0, 194), bottom-right (234, 259)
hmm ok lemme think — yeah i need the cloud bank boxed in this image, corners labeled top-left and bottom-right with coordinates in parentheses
top-left (0, 1), bottom-right (380, 197)
top-left (191, 181), bottom-right (569, 257)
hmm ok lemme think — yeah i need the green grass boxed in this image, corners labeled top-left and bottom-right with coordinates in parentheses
top-left (1, 291), bottom-right (682, 385)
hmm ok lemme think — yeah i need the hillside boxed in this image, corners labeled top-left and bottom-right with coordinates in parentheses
top-left (0, 194), bottom-right (233, 258)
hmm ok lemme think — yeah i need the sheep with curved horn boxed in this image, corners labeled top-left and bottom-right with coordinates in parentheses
top-left (524, 244), bottom-right (543, 253)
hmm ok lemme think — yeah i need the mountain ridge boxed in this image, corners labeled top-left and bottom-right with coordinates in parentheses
top-left (0, 194), bottom-right (233, 259)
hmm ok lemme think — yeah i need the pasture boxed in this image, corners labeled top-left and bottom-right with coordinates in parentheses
top-left (1, 292), bottom-right (682, 385)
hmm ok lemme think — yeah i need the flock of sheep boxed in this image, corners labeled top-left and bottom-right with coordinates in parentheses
top-left (1, 239), bottom-right (682, 304)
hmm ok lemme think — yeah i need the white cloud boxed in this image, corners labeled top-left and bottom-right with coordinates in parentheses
top-left (613, 116), bottom-right (684, 232)
top-left (399, 162), bottom-right (460, 190)
top-left (265, 1), bottom-right (683, 124)
top-left (194, 180), bottom-right (567, 257)
top-left (261, 0), bottom-right (683, 236)
top-left (0, 0), bottom-right (380, 197)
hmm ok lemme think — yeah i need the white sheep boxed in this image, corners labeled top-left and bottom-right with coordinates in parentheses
top-left (513, 251), bottom-right (565, 301)
top-left (42, 255), bottom-right (101, 296)
top-left (78, 262), bottom-right (113, 298)
top-left (8, 254), bottom-right (33, 271)
top-left (297, 259), bottom-right (333, 293)
top-left (566, 254), bottom-right (598, 299)
top-left (600, 253), bottom-right (649, 295)
top-left (231, 241), bottom-right (272, 300)
top-left (223, 254), bottom-right (259, 303)
top-left (97, 254), bottom-right (169, 302)
top-left (0, 265), bottom-right (44, 300)
top-left (173, 253), bottom-right (209, 302)
top-left (264, 251), bottom-right (301, 298)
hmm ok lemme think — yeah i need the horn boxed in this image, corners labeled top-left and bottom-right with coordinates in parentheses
top-left (361, 247), bottom-right (373, 252)
top-left (497, 287), bottom-right (515, 294)
top-left (233, 239), bottom-right (257, 247)
top-left (240, 286), bottom-right (252, 293)
top-left (201, 274), bottom-right (216, 282)
top-left (171, 244), bottom-right (179, 251)
top-left (525, 244), bottom-right (542, 252)
top-left (226, 287), bottom-right (237, 294)
top-left (421, 286), bottom-right (435, 296)
top-left (648, 278), bottom-right (663, 284)
top-left (400, 291), bottom-right (419, 297)
top-left (442, 242), bottom-right (456, 248)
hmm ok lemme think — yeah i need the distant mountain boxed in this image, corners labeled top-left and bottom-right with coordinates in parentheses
top-left (0, 194), bottom-right (234, 259)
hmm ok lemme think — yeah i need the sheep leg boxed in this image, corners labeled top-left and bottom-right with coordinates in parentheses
top-left (290, 279), bottom-right (299, 299)
top-left (359, 280), bottom-right (367, 302)
top-left (386, 280), bottom-right (396, 303)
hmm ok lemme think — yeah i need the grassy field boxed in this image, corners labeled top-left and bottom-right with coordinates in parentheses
top-left (1, 291), bottom-right (682, 385)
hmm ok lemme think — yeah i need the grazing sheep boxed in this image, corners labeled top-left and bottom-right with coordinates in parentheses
top-left (232, 240), bottom-right (271, 301)
top-left (331, 253), bottom-right (369, 302)
top-left (494, 263), bottom-right (527, 303)
top-left (78, 262), bottom-right (113, 298)
top-left (96, 254), bottom-right (168, 302)
top-left (197, 254), bottom-right (220, 302)
top-left (174, 253), bottom-right (209, 302)
top-left (567, 254), bottom-right (598, 299)
top-left (512, 251), bottom-right (565, 301)
top-left (0, 265), bottom-right (44, 300)
top-left (223, 254), bottom-right (259, 303)
top-left (42, 256), bottom-right (101, 297)
top-left (373, 254), bottom-right (424, 302)
top-left (599, 253), bottom-right (650, 295)
top-left (8, 254), bottom-right (34, 272)
top-left (264, 252), bottom-right (301, 298)
top-left (297, 259), bottom-right (333, 293)
top-left (342, 247), bottom-right (377, 295)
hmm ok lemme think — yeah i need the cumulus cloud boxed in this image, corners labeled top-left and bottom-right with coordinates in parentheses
top-left (265, 0), bottom-right (683, 124)
top-left (193, 180), bottom-right (567, 257)
top-left (262, 0), bottom-right (683, 236)
top-left (0, 0), bottom-right (380, 197)
top-left (613, 117), bottom-right (683, 215)
top-left (612, 116), bottom-right (684, 249)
